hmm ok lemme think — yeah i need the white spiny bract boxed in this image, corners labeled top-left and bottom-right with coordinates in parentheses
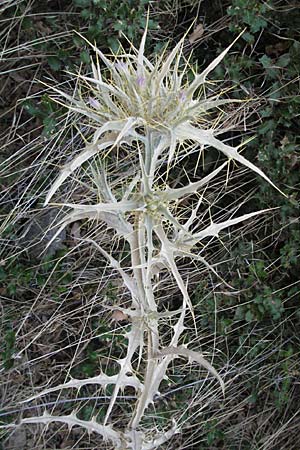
top-left (14, 27), bottom-right (276, 450)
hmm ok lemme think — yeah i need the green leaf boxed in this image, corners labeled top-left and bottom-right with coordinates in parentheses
top-left (277, 53), bottom-right (290, 68)
top-left (22, 17), bottom-right (33, 30)
top-left (2, 330), bottom-right (16, 369)
top-left (245, 310), bottom-right (254, 322)
top-left (48, 56), bottom-right (62, 71)
top-left (81, 8), bottom-right (91, 19)
top-left (96, 17), bottom-right (104, 28)
top-left (74, 0), bottom-right (91, 6)
top-left (23, 100), bottom-right (39, 116)
top-left (259, 54), bottom-right (272, 69)
top-left (113, 21), bottom-right (124, 32)
top-left (242, 32), bottom-right (254, 44)
top-left (107, 36), bottom-right (120, 53)
top-left (73, 34), bottom-right (85, 47)
top-left (43, 117), bottom-right (57, 136)
top-left (80, 50), bottom-right (90, 64)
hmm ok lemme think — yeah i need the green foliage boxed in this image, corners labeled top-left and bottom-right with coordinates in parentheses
top-left (23, 95), bottom-right (61, 137)
top-left (228, 0), bottom-right (268, 36)
top-left (203, 419), bottom-right (225, 447)
top-left (0, 250), bottom-right (73, 300)
top-left (72, 0), bottom-right (159, 52)
top-left (1, 330), bottom-right (16, 370)
top-left (226, 4), bottom-right (300, 189)
top-left (11, 0), bottom-right (162, 140)
top-left (211, 0), bottom-right (300, 304)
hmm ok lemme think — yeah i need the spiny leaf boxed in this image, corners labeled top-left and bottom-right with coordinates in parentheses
top-left (184, 208), bottom-right (273, 246)
top-left (22, 372), bottom-right (143, 404)
top-left (176, 124), bottom-right (285, 195)
top-left (104, 319), bottom-right (145, 425)
top-left (186, 31), bottom-right (244, 97)
top-left (137, 14), bottom-right (148, 79)
top-left (165, 161), bottom-right (228, 201)
top-left (44, 138), bottom-right (115, 206)
top-left (86, 239), bottom-right (138, 305)
top-left (154, 346), bottom-right (225, 395)
top-left (19, 412), bottom-right (123, 447)
top-left (157, 38), bottom-right (184, 86)
top-left (57, 199), bottom-right (140, 214)
top-left (154, 224), bottom-right (194, 316)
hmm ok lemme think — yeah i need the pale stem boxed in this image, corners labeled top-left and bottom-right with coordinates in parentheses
top-left (144, 129), bottom-right (153, 181)
top-left (130, 149), bottom-right (161, 430)
top-left (131, 211), bottom-right (146, 307)
top-left (129, 329), bottom-right (159, 429)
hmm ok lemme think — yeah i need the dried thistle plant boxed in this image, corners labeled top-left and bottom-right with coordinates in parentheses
top-left (3, 24), bottom-right (278, 450)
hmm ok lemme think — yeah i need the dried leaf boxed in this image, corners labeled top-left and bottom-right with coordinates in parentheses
top-left (188, 24), bottom-right (204, 44)
top-left (111, 310), bottom-right (129, 322)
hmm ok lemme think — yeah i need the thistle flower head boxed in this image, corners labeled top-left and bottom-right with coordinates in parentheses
top-left (76, 32), bottom-right (234, 136)
top-left (88, 50), bottom-right (190, 130)
top-left (45, 27), bottom-right (280, 206)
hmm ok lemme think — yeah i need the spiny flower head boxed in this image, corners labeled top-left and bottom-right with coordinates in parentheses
top-left (45, 27), bottom-right (279, 206)
top-left (74, 31), bottom-right (236, 138)
top-left (86, 43), bottom-right (204, 131)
